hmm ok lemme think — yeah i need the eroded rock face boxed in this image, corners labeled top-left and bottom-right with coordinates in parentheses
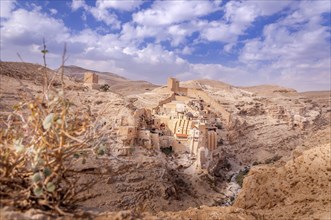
top-left (208, 152), bottom-right (231, 180)
top-left (234, 144), bottom-right (331, 219)
top-left (200, 82), bottom-right (326, 167)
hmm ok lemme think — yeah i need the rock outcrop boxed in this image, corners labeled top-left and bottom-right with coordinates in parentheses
top-left (234, 144), bottom-right (331, 219)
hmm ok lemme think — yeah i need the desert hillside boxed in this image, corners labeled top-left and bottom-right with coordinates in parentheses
top-left (95, 142), bottom-right (331, 220)
top-left (234, 143), bottom-right (331, 219)
top-left (59, 65), bottom-right (159, 96)
top-left (0, 61), bottom-right (330, 220)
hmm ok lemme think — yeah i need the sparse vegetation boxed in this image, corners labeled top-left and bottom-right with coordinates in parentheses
top-left (100, 84), bottom-right (110, 92)
top-left (161, 146), bottom-right (173, 155)
top-left (215, 122), bottom-right (223, 129)
top-left (235, 167), bottom-right (250, 188)
top-left (0, 43), bottom-right (101, 215)
top-left (264, 155), bottom-right (282, 164)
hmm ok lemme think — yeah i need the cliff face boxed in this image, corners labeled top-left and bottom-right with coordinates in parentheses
top-left (234, 143), bottom-right (331, 219)
top-left (197, 81), bottom-right (329, 170)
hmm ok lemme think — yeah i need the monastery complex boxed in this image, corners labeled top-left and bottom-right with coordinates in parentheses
top-left (112, 76), bottom-right (231, 171)
top-left (82, 71), bottom-right (233, 171)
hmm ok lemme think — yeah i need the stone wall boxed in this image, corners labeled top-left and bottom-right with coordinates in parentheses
top-left (158, 93), bottom-right (176, 106)
top-left (187, 88), bottom-right (231, 124)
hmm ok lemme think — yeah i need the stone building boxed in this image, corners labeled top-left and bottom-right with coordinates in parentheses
top-left (167, 77), bottom-right (179, 93)
top-left (84, 72), bottom-right (99, 89)
top-left (84, 72), bottom-right (98, 83)
top-left (115, 77), bottom-right (229, 171)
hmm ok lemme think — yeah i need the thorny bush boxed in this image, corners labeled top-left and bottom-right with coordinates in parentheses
top-left (0, 90), bottom-right (99, 214)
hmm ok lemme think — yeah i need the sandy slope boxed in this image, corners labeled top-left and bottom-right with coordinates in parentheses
top-left (95, 143), bottom-right (331, 220)
top-left (234, 143), bottom-right (331, 219)
top-left (60, 65), bottom-right (159, 96)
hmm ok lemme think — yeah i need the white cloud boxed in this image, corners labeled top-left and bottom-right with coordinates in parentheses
top-left (167, 23), bottom-right (199, 46)
top-left (133, 0), bottom-right (221, 26)
top-left (1, 9), bottom-right (70, 44)
top-left (120, 22), bottom-right (164, 43)
top-left (95, 0), bottom-right (144, 12)
top-left (71, 0), bottom-right (88, 11)
top-left (120, 0), bottom-right (291, 49)
top-left (239, 1), bottom-right (331, 91)
top-left (0, 0), bottom-right (16, 18)
top-left (119, 19), bottom-right (205, 48)
top-left (200, 0), bottom-right (292, 44)
top-left (200, 21), bottom-right (237, 42)
top-left (182, 46), bottom-right (193, 55)
top-left (89, 6), bottom-right (120, 28)
top-left (50, 8), bottom-right (57, 15)
top-left (71, 0), bottom-right (120, 28)
top-left (132, 44), bottom-right (178, 65)
top-left (0, 8), bottom-right (70, 67)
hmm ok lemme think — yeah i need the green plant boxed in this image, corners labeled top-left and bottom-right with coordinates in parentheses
top-left (160, 146), bottom-right (173, 155)
top-left (235, 167), bottom-right (250, 187)
top-left (100, 84), bottom-right (110, 92)
top-left (215, 122), bottom-right (223, 129)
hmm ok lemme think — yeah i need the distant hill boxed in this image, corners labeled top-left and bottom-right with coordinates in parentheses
top-left (181, 79), bottom-right (232, 90)
top-left (58, 65), bottom-right (159, 96)
top-left (0, 61), bottom-right (54, 83)
top-left (59, 65), bottom-right (127, 82)
top-left (240, 84), bottom-right (298, 96)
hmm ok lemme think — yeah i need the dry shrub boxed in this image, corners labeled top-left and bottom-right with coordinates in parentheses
top-left (0, 44), bottom-right (103, 215)
top-left (0, 89), bottom-right (99, 214)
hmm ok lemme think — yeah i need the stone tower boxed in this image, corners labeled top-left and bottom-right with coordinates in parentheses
top-left (84, 72), bottom-right (98, 84)
top-left (167, 77), bottom-right (179, 93)
top-left (83, 72), bottom-right (99, 89)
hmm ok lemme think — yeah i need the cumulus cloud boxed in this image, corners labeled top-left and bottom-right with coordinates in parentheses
top-left (0, 7), bottom-right (70, 66)
top-left (0, 0), bottom-right (330, 91)
top-left (0, 0), bottom-right (16, 18)
top-left (239, 1), bottom-right (331, 91)
top-left (89, 7), bottom-right (120, 28)
top-left (133, 1), bottom-right (221, 26)
top-left (71, 0), bottom-right (88, 11)
top-left (1, 9), bottom-right (69, 45)
top-left (49, 8), bottom-right (58, 15)
top-left (71, 0), bottom-right (120, 28)
top-left (200, 0), bottom-right (292, 44)
top-left (95, 0), bottom-right (144, 12)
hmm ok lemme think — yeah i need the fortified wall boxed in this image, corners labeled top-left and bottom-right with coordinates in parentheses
top-left (186, 89), bottom-right (231, 123)
top-left (166, 78), bottom-right (230, 124)
top-left (167, 78), bottom-right (188, 95)
top-left (158, 93), bottom-right (176, 106)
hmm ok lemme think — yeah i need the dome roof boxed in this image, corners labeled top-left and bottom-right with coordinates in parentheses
top-left (186, 112), bottom-right (194, 118)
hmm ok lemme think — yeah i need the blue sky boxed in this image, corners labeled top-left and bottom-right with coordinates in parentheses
top-left (0, 0), bottom-right (330, 91)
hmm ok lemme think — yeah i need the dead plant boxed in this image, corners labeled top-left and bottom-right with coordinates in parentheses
top-left (0, 42), bottom-right (103, 215)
